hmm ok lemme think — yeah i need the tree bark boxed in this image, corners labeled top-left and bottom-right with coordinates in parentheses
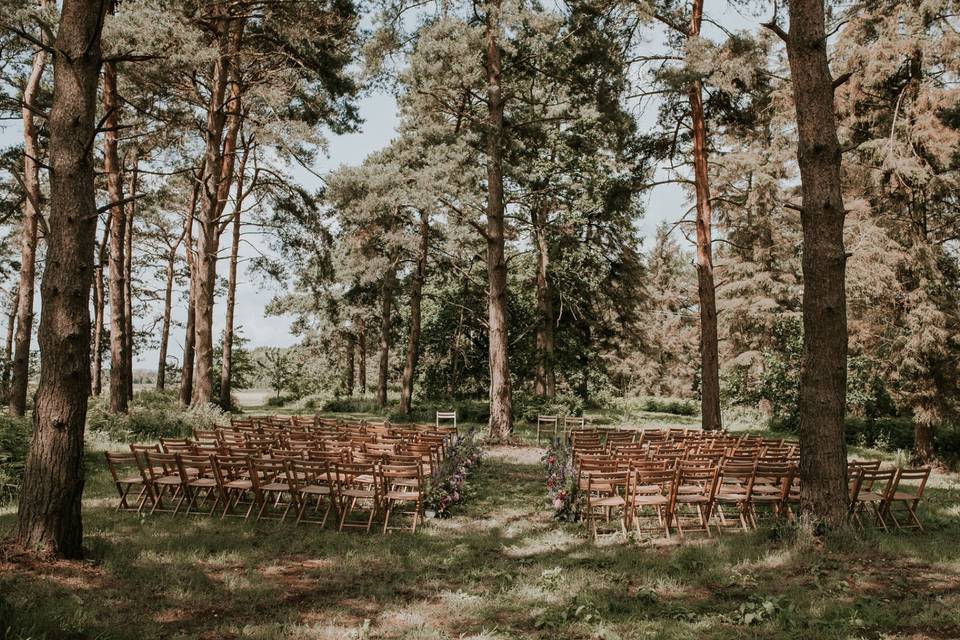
top-left (192, 16), bottom-right (242, 406)
top-left (399, 211), bottom-right (429, 414)
top-left (103, 58), bottom-right (129, 414)
top-left (532, 201), bottom-right (556, 399)
top-left (484, 0), bottom-right (514, 441)
top-left (376, 267), bottom-right (396, 407)
top-left (15, 0), bottom-right (107, 559)
top-left (777, 0), bottom-right (850, 529)
top-left (345, 333), bottom-right (355, 396)
top-left (179, 175), bottom-right (200, 406)
top-left (91, 217), bottom-right (110, 395)
top-left (156, 245), bottom-right (176, 392)
top-left (219, 140), bottom-right (249, 410)
top-left (3, 289), bottom-right (18, 396)
top-left (357, 317), bottom-right (366, 395)
top-left (124, 157), bottom-right (137, 398)
top-left (688, 0), bottom-right (722, 432)
top-left (9, 3), bottom-right (50, 416)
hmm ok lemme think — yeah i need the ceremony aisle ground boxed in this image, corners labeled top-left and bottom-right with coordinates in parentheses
top-left (3, 432), bottom-right (960, 639)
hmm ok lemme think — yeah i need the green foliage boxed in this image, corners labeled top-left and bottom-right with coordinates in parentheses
top-left (0, 414), bottom-right (31, 504)
top-left (87, 390), bottom-right (227, 441)
top-left (513, 391), bottom-right (584, 424)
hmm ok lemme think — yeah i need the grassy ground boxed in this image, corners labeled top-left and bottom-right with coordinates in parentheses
top-left (3, 414), bottom-right (960, 639)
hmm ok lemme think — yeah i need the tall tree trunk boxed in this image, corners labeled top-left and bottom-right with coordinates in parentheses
top-left (124, 156), bottom-right (137, 398)
top-left (399, 211), bottom-right (429, 414)
top-left (357, 317), bottom-right (366, 395)
top-left (532, 202), bottom-right (556, 399)
top-left (775, 0), bottom-right (849, 528)
top-left (219, 140), bottom-right (249, 410)
top-left (3, 289), bottom-right (18, 397)
top-left (688, 0), bottom-right (722, 432)
top-left (9, 4), bottom-right (50, 416)
top-left (179, 179), bottom-right (199, 406)
top-left (192, 17), bottom-right (242, 406)
top-left (156, 246), bottom-right (176, 392)
top-left (484, 0), bottom-right (514, 441)
top-left (91, 217), bottom-right (110, 395)
top-left (376, 268), bottom-right (396, 407)
top-left (103, 58), bottom-right (129, 414)
top-left (345, 333), bottom-right (355, 396)
top-left (15, 0), bottom-right (107, 559)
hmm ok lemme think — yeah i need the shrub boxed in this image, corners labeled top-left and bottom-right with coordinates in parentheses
top-left (513, 391), bottom-right (584, 424)
top-left (87, 393), bottom-right (227, 442)
top-left (0, 414), bottom-right (31, 504)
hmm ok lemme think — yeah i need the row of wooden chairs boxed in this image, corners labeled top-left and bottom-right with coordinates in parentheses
top-left (576, 453), bottom-right (931, 541)
top-left (105, 450), bottom-right (427, 533)
top-left (229, 412), bottom-right (459, 434)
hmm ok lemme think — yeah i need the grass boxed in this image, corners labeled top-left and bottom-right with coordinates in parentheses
top-left (2, 412), bottom-right (960, 639)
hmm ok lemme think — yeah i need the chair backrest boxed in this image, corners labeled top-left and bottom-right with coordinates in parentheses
top-left (129, 443), bottom-right (160, 455)
top-left (380, 463), bottom-right (423, 489)
top-left (213, 455), bottom-right (250, 482)
top-left (178, 453), bottom-right (216, 477)
top-left (892, 467), bottom-right (931, 500)
top-left (858, 468), bottom-right (896, 496)
top-left (677, 466), bottom-right (719, 499)
top-left (538, 415), bottom-right (558, 426)
top-left (144, 451), bottom-right (180, 480)
top-left (436, 411), bottom-right (457, 429)
top-left (105, 451), bottom-right (144, 483)
top-left (248, 457), bottom-right (290, 489)
top-left (290, 458), bottom-right (331, 485)
top-left (849, 459), bottom-right (881, 471)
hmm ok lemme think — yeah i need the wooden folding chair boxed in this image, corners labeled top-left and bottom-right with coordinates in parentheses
top-left (631, 467), bottom-right (676, 540)
top-left (214, 454), bottom-right (256, 519)
top-left (248, 458), bottom-right (298, 522)
top-left (333, 462), bottom-right (382, 532)
top-left (850, 468), bottom-right (897, 530)
top-left (714, 462), bottom-right (756, 531)
top-left (751, 462), bottom-right (795, 525)
top-left (144, 451), bottom-right (187, 515)
top-left (882, 467), bottom-right (931, 531)
top-left (105, 451), bottom-right (152, 512)
top-left (673, 466), bottom-right (719, 538)
top-left (178, 454), bottom-right (223, 516)
top-left (292, 458), bottom-right (336, 526)
top-left (584, 469), bottom-right (631, 541)
top-left (381, 464), bottom-right (425, 533)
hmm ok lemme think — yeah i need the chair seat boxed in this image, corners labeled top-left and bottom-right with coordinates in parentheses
top-left (189, 478), bottom-right (217, 488)
top-left (857, 491), bottom-right (885, 503)
top-left (300, 484), bottom-right (331, 495)
top-left (261, 482), bottom-right (291, 491)
top-left (225, 479), bottom-right (252, 490)
top-left (154, 476), bottom-right (183, 485)
top-left (385, 491), bottom-right (421, 501)
top-left (342, 489), bottom-right (376, 499)
top-left (633, 495), bottom-right (668, 507)
top-left (891, 492), bottom-right (919, 501)
top-left (592, 496), bottom-right (625, 508)
top-left (715, 492), bottom-right (748, 502)
top-left (675, 494), bottom-right (710, 504)
top-left (119, 475), bottom-right (145, 485)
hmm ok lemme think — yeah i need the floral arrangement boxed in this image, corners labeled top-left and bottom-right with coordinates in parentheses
top-left (424, 429), bottom-right (483, 517)
top-left (542, 442), bottom-right (582, 521)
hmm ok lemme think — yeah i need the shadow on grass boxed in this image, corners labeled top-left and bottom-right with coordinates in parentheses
top-left (2, 453), bottom-right (960, 640)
